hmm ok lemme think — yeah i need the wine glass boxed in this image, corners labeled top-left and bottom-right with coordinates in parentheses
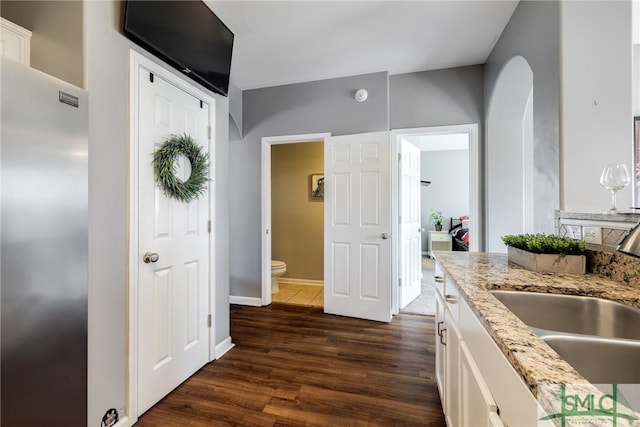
top-left (599, 164), bottom-right (631, 213)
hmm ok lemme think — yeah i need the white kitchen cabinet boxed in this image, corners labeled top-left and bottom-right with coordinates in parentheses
top-left (444, 308), bottom-right (462, 427)
top-left (0, 18), bottom-right (31, 65)
top-left (435, 260), bottom-right (504, 427)
top-left (459, 341), bottom-right (499, 427)
top-left (435, 284), bottom-right (446, 403)
top-left (458, 290), bottom-right (541, 426)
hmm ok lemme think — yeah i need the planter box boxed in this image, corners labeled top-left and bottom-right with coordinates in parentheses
top-left (507, 246), bottom-right (586, 274)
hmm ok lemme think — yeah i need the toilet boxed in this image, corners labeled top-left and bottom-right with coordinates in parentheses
top-left (271, 260), bottom-right (287, 294)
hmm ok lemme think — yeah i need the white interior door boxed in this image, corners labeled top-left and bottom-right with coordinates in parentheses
top-left (399, 140), bottom-right (422, 308)
top-left (137, 67), bottom-right (210, 416)
top-left (324, 131), bottom-right (392, 322)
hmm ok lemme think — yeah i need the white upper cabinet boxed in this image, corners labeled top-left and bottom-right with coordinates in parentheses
top-left (1, 18), bottom-right (31, 65)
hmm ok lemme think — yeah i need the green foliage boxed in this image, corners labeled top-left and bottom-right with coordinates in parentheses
top-left (501, 234), bottom-right (585, 255)
top-left (153, 133), bottom-right (209, 203)
top-left (429, 208), bottom-right (444, 226)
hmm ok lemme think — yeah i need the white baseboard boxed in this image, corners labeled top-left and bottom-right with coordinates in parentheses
top-left (278, 278), bottom-right (324, 287)
top-left (112, 415), bottom-right (130, 427)
top-left (229, 295), bottom-right (262, 306)
top-left (214, 336), bottom-right (235, 359)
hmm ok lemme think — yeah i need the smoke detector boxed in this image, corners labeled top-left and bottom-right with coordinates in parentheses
top-left (354, 89), bottom-right (368, 102)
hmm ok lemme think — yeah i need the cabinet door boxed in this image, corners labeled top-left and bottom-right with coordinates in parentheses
top-left (460, 341), bottom-right (503, 427)
top-left (435, 289), bottom-right (446, 402)
top-left (444, 307), bottom-right (462, 427)
top-left (0, 18), bottom-right (31, 65)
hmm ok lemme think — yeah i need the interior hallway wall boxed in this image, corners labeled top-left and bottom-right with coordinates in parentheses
top-left (84, 1), bottom-right (231, 424)
top-left (271, 142), bottom-right (324, 281)
top-left (230, 72), bottom-right (389, 299)
top-left (389, 65), bottom-right (484, 130)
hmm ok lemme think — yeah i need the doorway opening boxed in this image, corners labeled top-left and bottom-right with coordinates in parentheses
top-left (128, 51), bottom-right (218, 424)
top-left (261, 133), bottom-right (331, 307)
top-left (391, 124), bottom-right (480, 315)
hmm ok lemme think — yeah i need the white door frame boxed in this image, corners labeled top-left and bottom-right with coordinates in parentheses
top-left (127, 50), bottom-right (217, 424)
top-left (390, 124), bottom-right (480, 314)
top-left (261, 133), bottom-right (331, 306)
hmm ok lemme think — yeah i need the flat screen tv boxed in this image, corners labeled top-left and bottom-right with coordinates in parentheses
top-left (123, 0), bottom-right (234, 97)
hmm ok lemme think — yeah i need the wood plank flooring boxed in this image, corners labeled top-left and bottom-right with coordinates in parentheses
top-left (135, 304), bottom-right (446, 427)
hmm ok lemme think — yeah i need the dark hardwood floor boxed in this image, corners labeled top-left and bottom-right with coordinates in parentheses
top-left (136, 304), bottom-right (446, 426)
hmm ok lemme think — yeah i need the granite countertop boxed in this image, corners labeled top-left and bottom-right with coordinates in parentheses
top-left (434, 251), bottom-right (640, 396)
top-left (557, 211), bottom-right (640, 223)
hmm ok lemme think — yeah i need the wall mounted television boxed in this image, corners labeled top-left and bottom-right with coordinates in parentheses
top-left (123, 0), bottom-right (234, 97)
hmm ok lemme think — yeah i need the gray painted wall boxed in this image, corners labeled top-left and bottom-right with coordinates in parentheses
top-left (230, 72), bottom-right (389, 298)
top-left (228, 80), bottom-right (243, 138)
top-left (389, 65), bottom-right (484, 130)
top-left (390, 66), bottom-right (484, 247)
top-left (420, 150), bottom-right (470, 252)
top-left (484, 0), bottom-right (560, 237)
top-left (560, 1), bottom-right (633, 212)
top-left (84, 1), bottom-right (231, 424)
top-left (1, 0), bottom-right (84, 88)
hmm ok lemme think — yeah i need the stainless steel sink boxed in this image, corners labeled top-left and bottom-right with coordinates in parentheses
top-left (490, 290), bottom-right (640, 340)
top-left (542, 334), bottom-right (640, 384)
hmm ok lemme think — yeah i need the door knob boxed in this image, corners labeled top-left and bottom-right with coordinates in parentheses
top-left (381, 233), bottom-right (389, 240)
top-left (143, 252), bottom-right (159, 263)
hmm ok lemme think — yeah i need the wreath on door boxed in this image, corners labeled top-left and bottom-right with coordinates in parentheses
top-left (152, 133), bottom-right (209, 203)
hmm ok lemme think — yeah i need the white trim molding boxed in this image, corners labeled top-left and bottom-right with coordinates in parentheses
top-left (229, 296), bottom-right (263, 306)
top-left (278, 278), bottom-right (324, 287)
top-left (261, 133), bottom-right (331, 307)
top-left (127, 50), bottom-right (217, 424)
top-left (111, 416), bottom-right (130, 427)
top-left (390, 124), bottom-right (481, 314)
top-left (214, 337), bottom-right (235, 359)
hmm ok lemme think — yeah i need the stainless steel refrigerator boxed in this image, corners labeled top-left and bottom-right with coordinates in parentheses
top-left (1, 59), bottom-right (88, 426)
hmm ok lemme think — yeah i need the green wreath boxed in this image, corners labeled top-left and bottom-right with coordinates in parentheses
top-left (153, 133), bottom-right (209, 203)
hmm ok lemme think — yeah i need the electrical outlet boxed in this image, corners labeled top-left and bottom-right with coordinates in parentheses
top-left (565, 225), bottom-right (582, 240)
top-left (583, 226), bottom-right (602, 244)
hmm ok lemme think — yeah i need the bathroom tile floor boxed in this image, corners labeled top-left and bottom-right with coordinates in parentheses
top-left (272, 283), bottom-right (323, 307)
top-left (272, 257), bottom-right (435, 312)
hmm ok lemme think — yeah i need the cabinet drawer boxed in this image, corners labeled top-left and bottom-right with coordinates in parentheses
top-left (431, 232), bottom-right (451, 242)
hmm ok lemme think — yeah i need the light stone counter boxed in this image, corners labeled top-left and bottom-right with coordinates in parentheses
top-left (434, 251), bottom-right (640, 396)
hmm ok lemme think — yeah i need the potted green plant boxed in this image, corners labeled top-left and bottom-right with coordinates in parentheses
top-left (502, 234), bottom-right (586, 274)
top-left (430, 208), bottom-right (445, 231)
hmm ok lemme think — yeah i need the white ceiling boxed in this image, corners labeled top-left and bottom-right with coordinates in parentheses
top-left (207, 1), bottom-right (519, 91)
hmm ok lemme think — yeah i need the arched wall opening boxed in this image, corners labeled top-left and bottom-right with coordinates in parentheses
top-left (486, 56), bottom-right (534, 252)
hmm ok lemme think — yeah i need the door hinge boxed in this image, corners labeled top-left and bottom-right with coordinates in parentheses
top-left (200, 100), bottom-right (204, 109)
top-left (149, 72), bottom-right (154, 83)
top-left (399, 278), bottom-right (402, 287)
top-left (398, 153), bottom-right (402, 162)
top-left (207, 314), bottom-right (212, 328)
top-left (207, 125), bottom-right (212, 140)
top-left (207, 220), bottom-right (211, 233)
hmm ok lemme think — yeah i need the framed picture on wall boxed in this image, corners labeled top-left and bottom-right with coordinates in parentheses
top-left (635, 117), bottom-right (640, 207)
top-left (310, 174), bottom-right (324, 201)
